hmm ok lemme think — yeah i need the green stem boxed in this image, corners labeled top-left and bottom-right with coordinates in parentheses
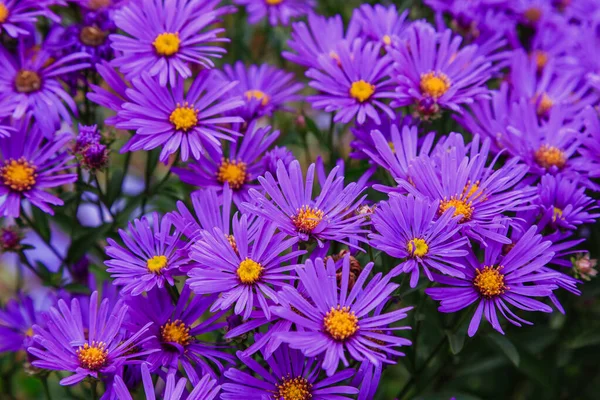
top-left (90, 380), bottom-right (98, 400)
top-left (41, 376), bottom-right (52, 400)
top-left (167, 283), bottom-right (180, 305)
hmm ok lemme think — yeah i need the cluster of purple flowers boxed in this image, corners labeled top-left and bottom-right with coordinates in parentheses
top-left (1, 0), bottom-right (600, 399)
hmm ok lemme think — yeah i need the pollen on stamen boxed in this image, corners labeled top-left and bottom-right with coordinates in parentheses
top-left (350, 80), bottom-right (376, 103)
top-left (473, 266), bottom-right (507, 297)
top-left (237, 258), bottom-right (263, 284)
top-left (534, 145), bottom-right (566, 170)
top-left (552, 207), bottom-right (563, 222)
top-left (439, 197), bottom-right (474, 222)
top-left (277, 375), bottom-right (313, 400)
top-left (0, 158), bottom-right (37, 192)
top-left (536, 92), bottom-right (553, 115)
top-left (292, 206), bottom-right (324, 233)
top-left (169, 102), bottom-right (198, 132)
top-left (0, 3), bottom-right (9, 24)
top-left (266, 0), bottom-right (283, 5)
top-left (147, 255), bottom-right (168, 273)
top-left (245, 89), bottom-right (270, 106)
top-left (160, 319), bottom-right (191, 346)
top-left (407, 238), bottom-right (428, 258)
top-left (14, 70), bottom-right (42, 93)
top-left (217, 159), bottom-right (248, 190)
top-left (324, 305), bottom-right (359, 341)
top-left (420, 71), bottom-right (451, 99)
top-left (77, 341), bottom-right (108, 371)
top-left (153, 32), bottom-right (180, 56)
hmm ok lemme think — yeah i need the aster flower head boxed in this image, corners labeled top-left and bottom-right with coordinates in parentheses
top-left (222, 342), bottom-right (359, 399)
top-left (390, 22), bottom-right (497, 118)
top-left (110, 0), bottom-right (232, 87)
top-left (173, 122), bottom-right (279, 205)
top-left (87, 60), bottom-right (132, 126)
top-left (0, 42), bottom-right (90, 135)
top-left (245, 160), bottom-right (369, 248)
top-left (370, 194), bottom-right (469, 287)
top-left (73, 0), bottom-right (130, 11)
top-left (105, 212), bottom-right (187, 296)
top-left (283, 12), bottom-right (360, 69)
top-left (0, 0), bottom-right (59, 38)
top-left (577, 106), bottom-right (600, 179)
top-left (397, 135), bottom-right (536, 245)
top-left (114, 363), bottom-right (221, 400)
top-left (262, 145), bottom-right (296, 176)
top-left (0, 294), bottom-right (42, 353)
top-left (216, 62), bottom-right (303, 121)
top-left (116, 71), bottom-right (244, 163)
top-left (426, 226), bottom-right (559, 337)
top-left (0, 225), bottom-right (23, 252)
top-left (234, 0), bottom-right (315, 26)
top-left (74, 124), bottom-right (102, 153)
top-left (307, 39), bottom-right (396, 125)
top-left (353, 4), bottom-right (409, 49)
top-left (188, 215), bottom-right (304, 320)
top-left (536, 174), bottom-right (599, 231)
top-left (28, 291), bottom-right (154, 385)
top-left (125, 285), bottom-right (235, 384)
top-left (0, 119), bottom-right (76, 217)
top-left (273, 256), bottom-right (412, 376)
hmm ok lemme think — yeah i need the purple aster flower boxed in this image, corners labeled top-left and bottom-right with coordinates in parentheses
top-left (353, 361), bottom-right (382, 400)
top-left (0, 294), bottom-right (43, 353)
top-left (365, 122), bottom-right (436, 183)
top-left (74, 124), bottom-right (102, 153)
top-left (172, 122), bottom-right (279, 205)
top-left (283, 12), bottom-right (361, 69)
top-left (536, 174), bottom-right (599, 231)
top-left (73, 0), bottom-right (129, 11)
top-left (529, 19), bottom-right (579, 74)
top-left (0, 0), bottom-right (59, 38)
top-left (28, 291), bottom-right (154, 385)
top-left (307, 39), bottom-right (396, 125)
top-left (370, 194), bottom-right (469, 287)
top-left (87, 60), bottom-right (131, 126)
top-left (262, 145), bottom-right (296, 176)
top-left (221, 342), bottom-right (359, 399)
top-left (272, 256), bottom-right (412, 376)
top-left (426, 225), bottom-right (561, 337)
top-left (509, 50), bottom-right (596, 118)
top-left (0, 119), bottom-right (76, 217)
top-left (244, 160), bottom-right (369, 248)
top-left (234, 0), bottom-right (315, 26)
top-left (390, 22), bottom-right (497, 118)
top-left (114, 363), bottom-right (221, 400)
top-left (353, 4), bottom-right (409, 49)
top-left (0, 225), bottom-right (23, 252)
top-left (125, 285), bottom-right (236, 384)
top-left (105, 212), bottom-right (187, 296)
top-left (110, 0), bottom-right (232, 87)
top-left (0, 42), bottom-right (90, 135)
top-left (116, 71), bottom-right (244, 163)
top-left (397, 135), bottom-right (536, 245)
top-left (188, 215), bottom-right (304, 320)
top-left (216, 62), bottom-right (303, 121)
top-left (579, 107), bottom-right (600, 179)
top-left (51, 10), bottom-right (115, 66)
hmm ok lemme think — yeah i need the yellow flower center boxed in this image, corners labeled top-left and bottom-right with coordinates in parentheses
top-left (160, 319), bottom-right (191, 346)
top-left (536, 92), bottom-right (553, 115)
top-left (1, 158), bottom-right (37, 192)
top-left (88, 0), bottom-right (112, 10)
top-left (266, 0), bottom-right (283, 5)
top-left (524, 7), bottom-right (542, 23)
top-left (439, 181), bottom-right (481, 222)
top-left (534, 145), bottom-right (566, 170)
top-left (533, 50), bottom-right (548, 70)
top-left (324, 306), bottom-right (359, 341)
top-left (277, 376), bottom-right (313, 400)
top-left (14, 70), bottom-right (42, 93)
top-left (473, 266), bottom-right (507, 297)
top-left (147, 255), bottom-right (168, 273)
top-left (237, 258), bottom-right (263, 284)
top-left (407, 238), bottom-right (428, 258)
top-left (292, 206), bottom-right (324, 233)
top-left (77, 342), bottom-right (108, 371)
top-left (217, 159), bottom-right (248, 190)
top-left (25, 327), bottom-right (34, 337)
top-left (169, 103), bottom-right (198, 132)
top-left (382, 35), bottom-right (392, 46)
top-left (350, 80), bottom-right (375, 103)
top-left (552, 207), bottom-right (563, 221)
top-left (420, 72), bottom-right (451, 99)
top-left (0, 3), bottom-right (9, 23)
top-left (245, 89), bottom-right (270, 106)
top-left (153, 32), bottom-right (180, 56)
top-left (80, 26), bottom-right (107, 47)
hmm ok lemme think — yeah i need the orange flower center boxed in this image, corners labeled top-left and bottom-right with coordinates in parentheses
top-left (160, 319), bottom-right (191, 346)
top-left (0, 3), bottom-right (9, 23)
top-left (534, 145), bottom-right (566, 170)
top-left (277, 376), bottom-right (313, 400)
top-left (420, 72), bottom-right (450, 99)
top-left (1, 158), bottom-right (37, 192)
top-left (237, 258), bottom-right (263, 284)
top-left (153, 32), bottom-right (180, 56)
top-left (217, 159), bottom-right (248, 190)
top-left (292, 206), bottom-right (324, 233)
top-left (245, 89), bottom-right (270, 106)
top-left (169, 103), bottom-right (198, 131)
top-left (473, 266), bottom-right (507, 297)
top-left (324, 306), bottom-right (359, 341)
top-left (77, 342), bottom-right (108, 371)
top-left (350, 80), bottom-right (375, 103)
top-left (15, 70), bottom-right (42, 93)
top-left (438, 181), bottom-right (481, 223)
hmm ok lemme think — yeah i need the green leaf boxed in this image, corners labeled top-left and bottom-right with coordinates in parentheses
top-left (302, 113), bottom-right (321, 138)
top-left (445, 328), bottom-right (466, 355)
top-left (66, 223), bottom-right (111, 263)
top-left (106, 168), bottom-right (125, 206)
top-left (31, 207), bottom-right (51, 242)
top-left (487, 332), bottom-right (520, 366)
top-left (565, 327), bottom-right (600, 349)
top-left (63, 283), bottom-right (91, 295)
